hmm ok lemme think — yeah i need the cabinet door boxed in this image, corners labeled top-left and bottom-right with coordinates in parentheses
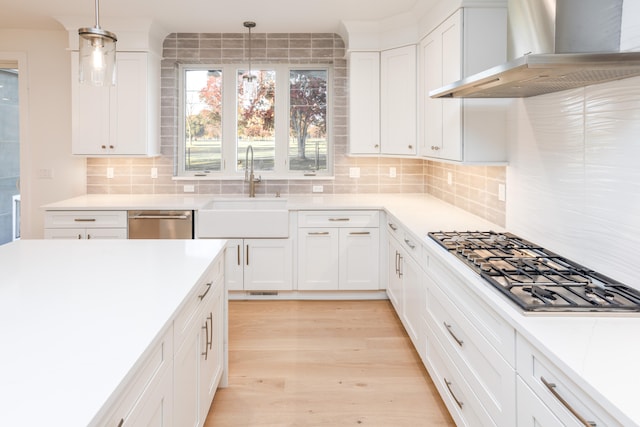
top-left (71, 52), bottom-right (111, 155)
top-left (380, 45), bottom-right (417, 156)
top-left (199, 285), bottom-right (224, 422)
top-left (339, 228), bottom-right (379, 290)
top-left (401, 253), bottom-right (422, 347)
top-left (420, 31), bottom-right (443, 157)
top-left (244, 239), bottom-right (293, 291)
top-left (440, 11), bottom-right (463, 161)
top-left (297, 228), bottom-right (339, 290)
top-left (387, 237), bottom-right (403, 313)
top-left (224, 239), bottom-right (244, 291)
top-left (173, 324), bottom-right (201, 427)
top-left (349, 52), bottom-right (380, 154)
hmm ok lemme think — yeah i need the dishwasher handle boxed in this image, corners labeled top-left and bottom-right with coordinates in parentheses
top-left (129, 213), bottom-right (190, 220)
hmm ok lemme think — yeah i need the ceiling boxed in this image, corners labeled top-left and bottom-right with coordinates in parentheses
top-left (0, 0), bottom-right (439, 34)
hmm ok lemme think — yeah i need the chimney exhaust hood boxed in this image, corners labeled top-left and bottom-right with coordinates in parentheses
top-left (430, 0), bottom-right (640, 98)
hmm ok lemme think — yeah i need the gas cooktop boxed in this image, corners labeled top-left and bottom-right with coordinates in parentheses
top-left (428, 231), bottom-right (640, 313)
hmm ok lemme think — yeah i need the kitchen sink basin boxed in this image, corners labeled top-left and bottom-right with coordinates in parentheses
top-left (196, 197), bottom-right (289, 238)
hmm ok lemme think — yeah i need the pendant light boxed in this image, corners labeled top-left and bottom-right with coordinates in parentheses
top-left (78, 0), bottom-right (117, 86)
top-left (242, 21), bottom-right (257, 99)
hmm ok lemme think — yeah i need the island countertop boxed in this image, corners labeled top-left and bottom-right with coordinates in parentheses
top-left (0, 239), bottom-right (226, 427)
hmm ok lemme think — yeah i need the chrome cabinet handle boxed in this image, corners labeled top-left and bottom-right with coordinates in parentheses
top-left (117, 418), bottom-right (124, 427)
top-left (398, 254), bottom-right (404, 278)
top-left (328, 218), bottom-right (350, 222)
top-left (541, 377), bottom-right (596, 426)
top-left (404, 238), bottom-right (416, 249)
top-left (207, 313), bottom-right (213, 350)
top-left (246, 244), bottom-right (249, 266)
top-left (443, 322), bottom-right (464, 347)
top-left (431, 145), bottom-right (440, 151)
top-left (349, 231), bottom-right (370, 236)
top-left (308, 231), bottom-right (330, 235)
top-left (130, 214), bottom-right (189, 220)
top-left (388, 222), bottom-right (398, 231)
top-left (198, 282), bottom-right (212, 301)
top-left (87, 234), bottom-right (92, 239)
top-left (237, 244), bottom-right (241, 266)
top-left (444, 378), bottom-right (464, 409)
top-left (395, 251), bottom-right (400, 275)
top-left (74, 218), bottom-right (96, 222)
top-left (201, 321), bottom-right (209, 360)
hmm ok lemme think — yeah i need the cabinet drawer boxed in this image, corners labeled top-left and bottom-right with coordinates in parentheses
top-left (94, 327), bottom-right (173, 427)
top-left (426, 278), bottom-right (516, 426)
top-left (424, 321), bottom-right (495, 427)
top-left (426, 245), bottom-right (516, 366)
top-left (298, 210), bottom-right (379, 228)
top-left (174, 257), bottom-right (223, 347)
top-left (516, 334), bottom-right (625, 427)
top-left (45, 210), bottom-right (127, 228)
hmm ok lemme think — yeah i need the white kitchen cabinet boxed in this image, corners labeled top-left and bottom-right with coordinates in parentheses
top-left (93, 328), bottom-right (174, 427)
top-left (380, 45), bottom-right (417, 156)
top-left (348, 52), bottom-right (380, 155)
top-left (44, 210), bottom-right (127, 239)
top-left (71, 51), bottom-right (160, 157)
top-left (297, 211), bottom-right (380, 291)
top-left (386, 217), bottom-right (424, 349)
top-left (516, 333), bottom-right (624, 427)
top-left (174, 256), bottom-right (225, 427)
top-left (225, 238), bottom-right (293, 291)
top-left (419, 7), bottom-right (507, 163)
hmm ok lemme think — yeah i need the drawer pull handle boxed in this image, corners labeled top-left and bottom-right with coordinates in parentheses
top-left (443, 322), bottom-right (464, 347)
top-left (404, 238), bottom-right (416, 249)
top-left (237, 244), bottom-right (241, 266)
top-left (201, 321), bottom-right (209, 360)
top-left (198, 282), bottom-right (212, 301)
top-left (349, 231), bottom-right (370, 236)
top-left (329, 218), bottom-right (350, 222)
top-left (388, 223), bottom-right (398, 231)
top-left (541, 377), bottom-right (596, 427)
top-left (74, 218), bottom-right (96, 222)
top-left (444, 378), bottom-right (463, 409)
top-left (308, 231), bottom-right (330, 235)
top-left (117, 418), bottom-right (124, 427)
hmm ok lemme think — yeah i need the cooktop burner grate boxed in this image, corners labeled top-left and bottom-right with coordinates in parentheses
top-left (428, 231), bottom-right (640, 313)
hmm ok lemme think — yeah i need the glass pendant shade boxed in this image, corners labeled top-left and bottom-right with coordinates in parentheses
top-left (78, 0), bottom-right (117, 86)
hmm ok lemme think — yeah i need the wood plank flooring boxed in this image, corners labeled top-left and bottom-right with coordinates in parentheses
top-left (204, 300), bottom-right (455, 426)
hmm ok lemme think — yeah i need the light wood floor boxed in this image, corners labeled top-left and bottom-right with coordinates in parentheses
top-left (204, 300), bottom-right (455, 426)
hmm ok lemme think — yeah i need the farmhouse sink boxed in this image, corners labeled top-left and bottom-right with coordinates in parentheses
top-left (196, 197), bottom-right (289, 238)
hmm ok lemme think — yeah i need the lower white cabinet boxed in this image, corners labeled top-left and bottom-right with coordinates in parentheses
top-left (174, 256), bottom-right (225, 427)
top-left (516, 334), bottom-right (624, 427)
top-left (225, 238), bottom-right (292, 291)
top-left (297, 210), bottom-right (380, 291)
top-left (386, 217), bottom-right (425, 350)
top-left (44, 210), bottom-right (127, 239)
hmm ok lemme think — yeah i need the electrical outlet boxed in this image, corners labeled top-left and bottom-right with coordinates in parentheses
top-left (37, 168), bottom-right (54, 179)
top-left (349, 167), bottom-right (360, 178)
top-left (151, 167), bottom-right (158, 179)
top-left (183, 184), bottom-right (195, 193)
top-left (447, 172), bottom-right (453, 185)
top-left (107, 167), bottom-right (114, 179)
top-left (389, 167), bottom-right (397, 178)
top-left (498, 183), bottom-right (506, 202)
top-left (312, 185), bottom-right (323, 193)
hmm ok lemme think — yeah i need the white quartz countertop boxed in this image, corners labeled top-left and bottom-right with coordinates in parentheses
top-left (0, 239), bottom-right (225, 427)
top-left (41, 193), bottom-right (640, 425)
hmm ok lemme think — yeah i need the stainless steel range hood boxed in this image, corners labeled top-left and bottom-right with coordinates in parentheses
top-left (430, 0), bottom-right (640, 98)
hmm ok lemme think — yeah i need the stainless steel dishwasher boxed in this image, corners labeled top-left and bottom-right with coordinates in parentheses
top-left (127, 210), bottom-right (194, 239)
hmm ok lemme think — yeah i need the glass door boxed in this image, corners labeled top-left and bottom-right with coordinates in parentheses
top-left (0, 62), bottom-right (20, 244)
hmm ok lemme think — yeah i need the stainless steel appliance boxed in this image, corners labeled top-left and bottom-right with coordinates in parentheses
top-left (429, 231), bottom-right (640, 313)
top-left (128, 210), bottom-right (193, 239)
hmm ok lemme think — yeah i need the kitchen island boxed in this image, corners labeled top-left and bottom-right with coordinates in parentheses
top-left (0, 239), bottom-right (226, 427)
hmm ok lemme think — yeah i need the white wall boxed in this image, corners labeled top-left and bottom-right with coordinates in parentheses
top-left (0, 30), bottom-right (86, 239)
top-left (506, 77), bottom-right (640, 288)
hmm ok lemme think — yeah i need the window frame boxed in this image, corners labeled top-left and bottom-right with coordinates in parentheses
top-left (177, 63), bottom-right (333, 179)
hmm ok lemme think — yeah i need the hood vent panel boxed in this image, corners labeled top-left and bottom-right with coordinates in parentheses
top-left (430, 0), bottom-right (640, 98)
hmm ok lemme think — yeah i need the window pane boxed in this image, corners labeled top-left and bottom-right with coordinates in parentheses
top-left (237, 70), bottom-right (276, 172)
top-left (289, 70), bottom-right (328, 172)
top-left (184, 69), bottom-right (222, 172)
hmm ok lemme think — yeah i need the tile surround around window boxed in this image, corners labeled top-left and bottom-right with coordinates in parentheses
top-left (85, 32), bottom-right (506, 227)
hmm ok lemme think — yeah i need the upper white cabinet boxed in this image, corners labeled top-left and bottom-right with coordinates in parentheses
top-left (419, 8), bottom-right (508, 163)
top-left (380, 45), bottom-right (417, 156)
top-left (348, 46), bottom-right (416, 156)
top-left (71, 51), bottom-right (160, 157)
top-left (348, 52), bottom-right (380, 155)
